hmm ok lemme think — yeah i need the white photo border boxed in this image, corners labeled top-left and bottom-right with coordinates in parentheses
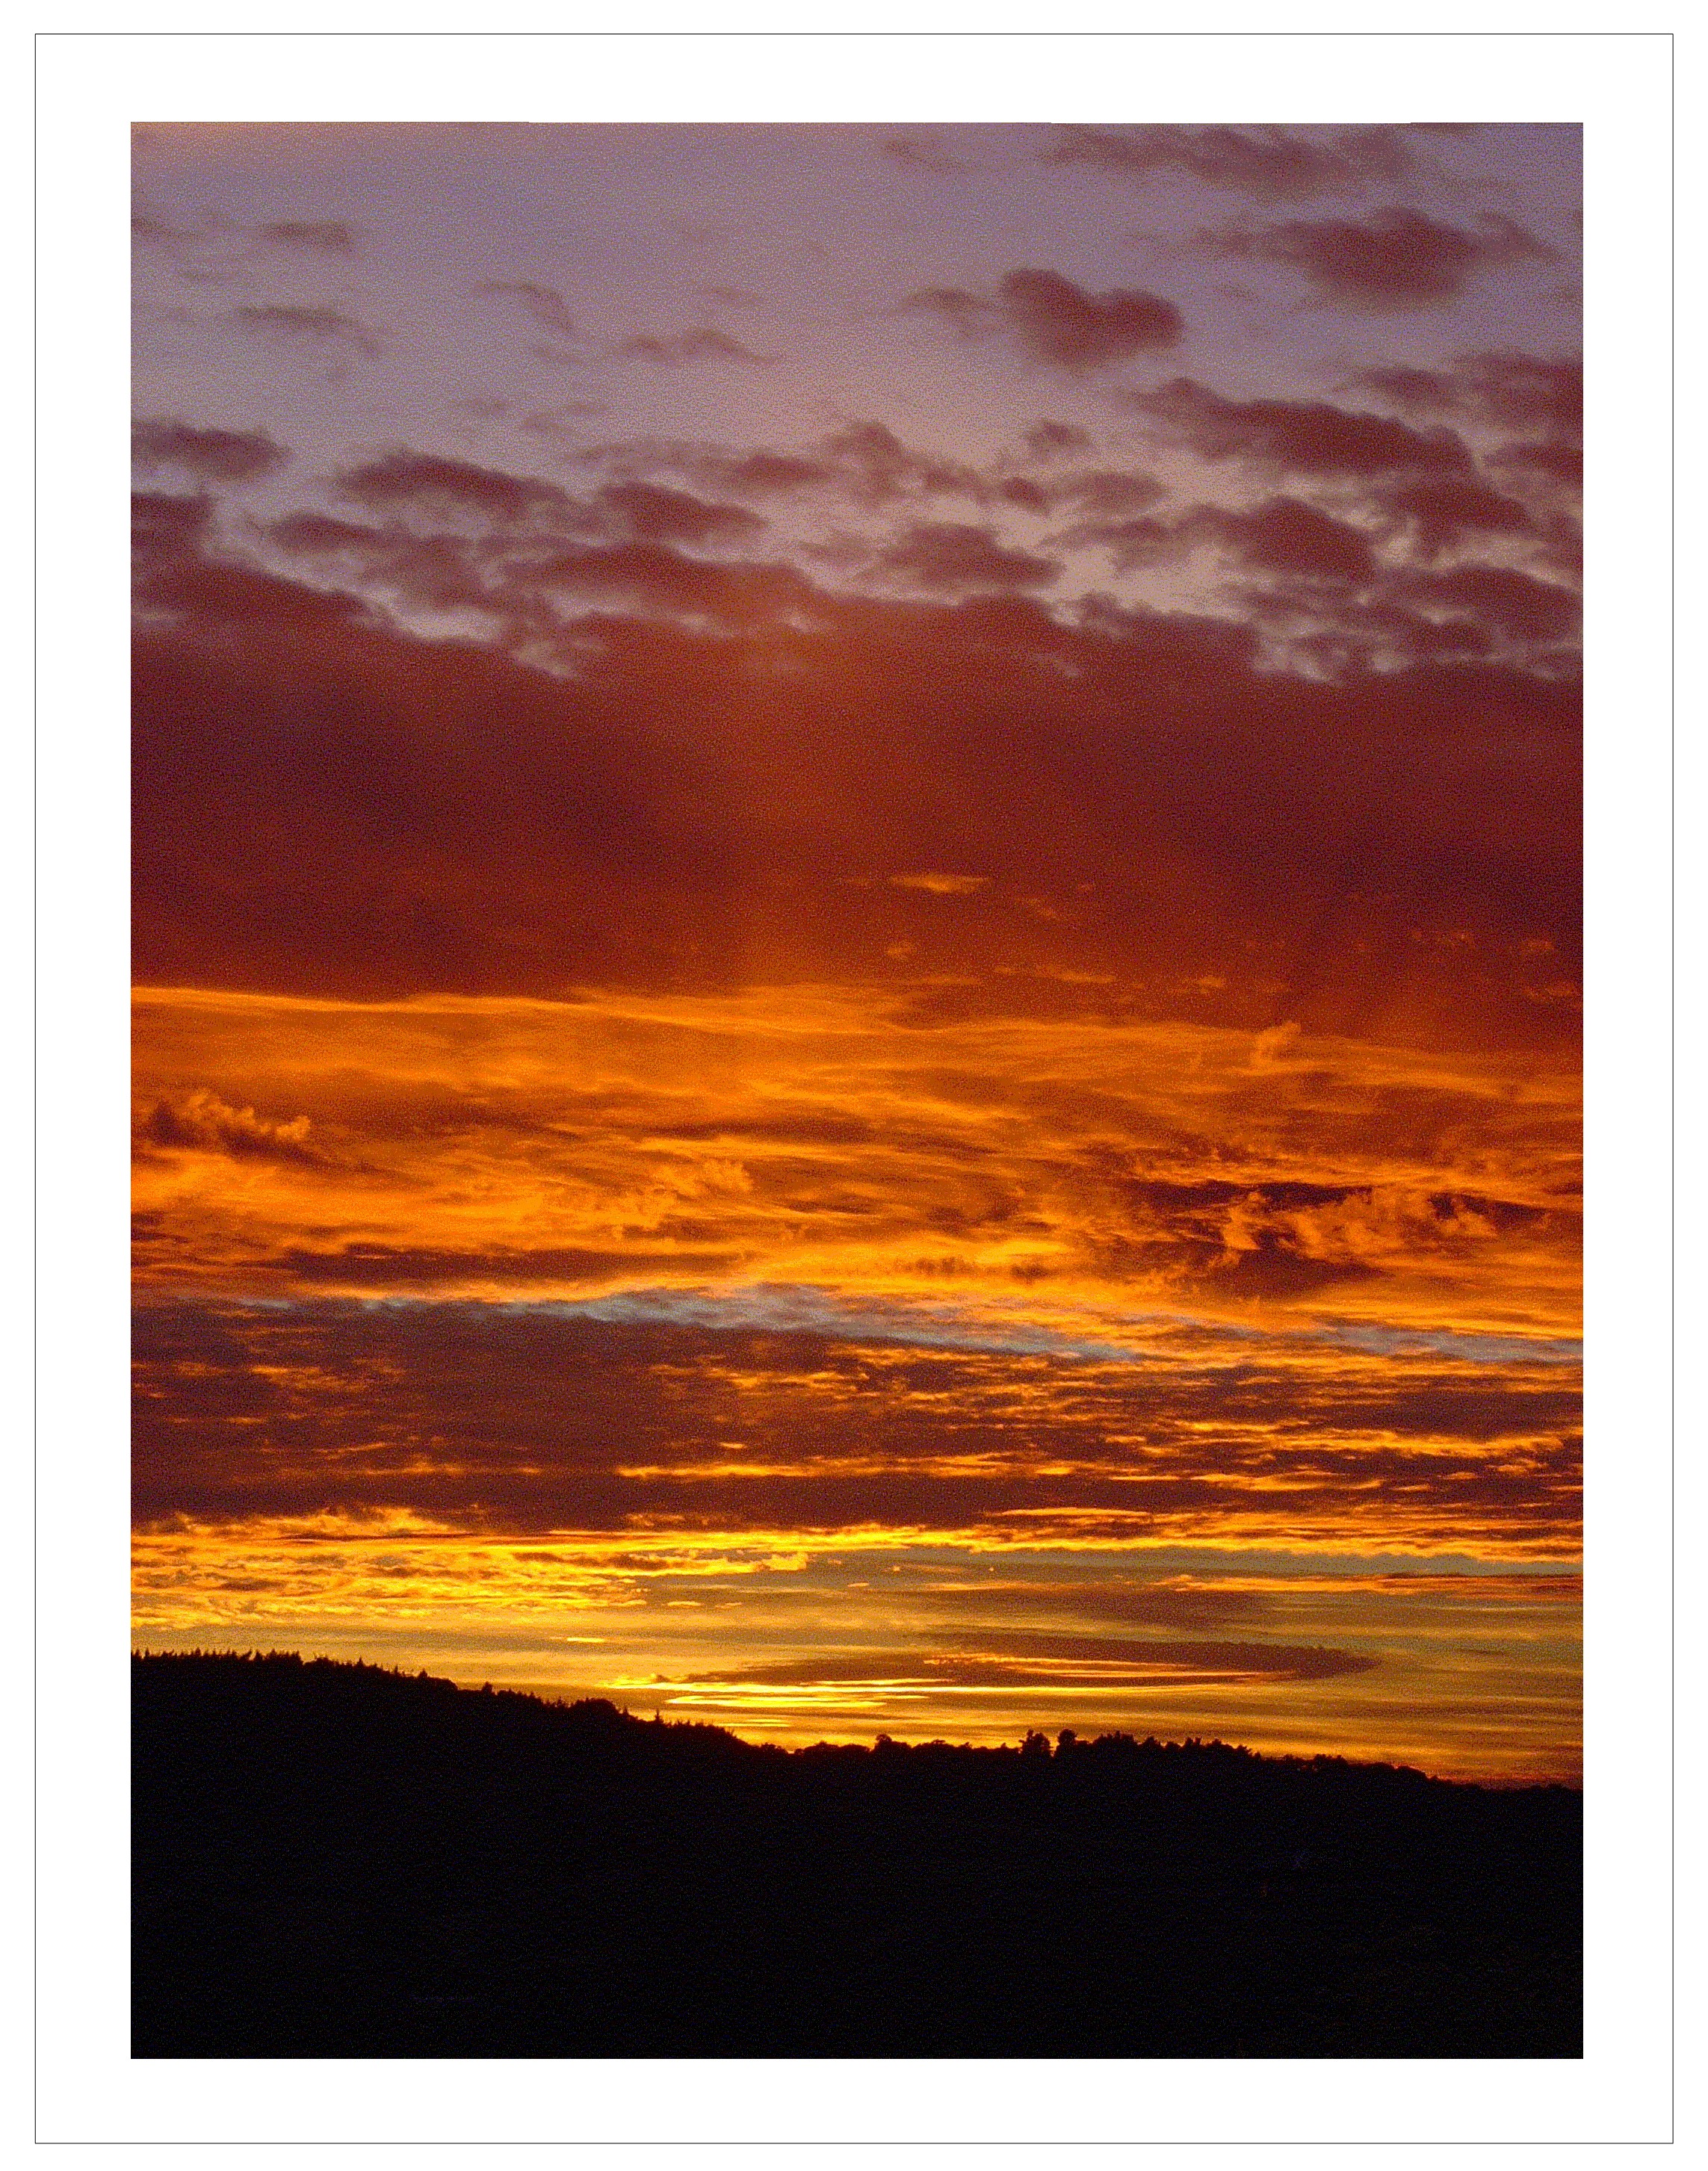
top-left (34, 14), bottom-right (1672, 2150)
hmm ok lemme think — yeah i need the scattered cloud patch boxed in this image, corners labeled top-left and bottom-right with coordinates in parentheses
top-left (1353, 351), bottom-right (1580, 442)
top-left (478, 279), bottom-right (578, 338)
top-left (258, 219), bottom-right (359, 255)
top-left (1376, 475), bottom-right (1532, 557)
top-left (694, 447), bottom-right (832, 497)
top-left (1134, 380), bottom-right (1472, 479)
top-left (870, 521), bottom-right (1060, 593)
top-left (594, 480), bottom-right (766, 548)
top-left (132, 418), bottom-right (287, 483)
top-left (1396, 564), bottom-right (1579, 646)
top-left (137, 1089), bottom-right (322, 1165)
top-left (337, 449), bottom-right (577, 527)
top-left (1194, 498), bottom-right (1376, 585)
top-left (1207, 208), bottom-right (1556, 311)
top-left (1021, 420), bottom-right (1092, 461)
top-left (1045, 123), bottom-right (1432, 200)
top-left (230, 303), bottom-right (380, 356)
top-left (1057, 471), bottom-right (1165, 517)
top-left (890, 873), bottom-right (991, 896)
top-left (617, 327), bottom-right (776, 365)
top-left (878, 129), bottom-right (971, 175)
top-left (905, 267), bottom-right (1183, 370)
top-left (1250, 1021), bottom-right (1302, 1070)
top-left (823, 422), bottom-right (982, 504)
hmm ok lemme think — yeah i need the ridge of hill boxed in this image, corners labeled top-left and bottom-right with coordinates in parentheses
top-left (133, 1650), bottom-right (1580, 2058)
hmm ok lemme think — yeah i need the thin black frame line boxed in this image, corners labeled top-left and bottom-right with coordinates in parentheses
top-left (32, 24), bottom-right (1680, 34)
top-left (1666, 23), bottom-right (1677, 2156)
top-left (27, 2139), bottom-right (1663, 2151)
top-left (30, 8), bottom-right (39, 2153)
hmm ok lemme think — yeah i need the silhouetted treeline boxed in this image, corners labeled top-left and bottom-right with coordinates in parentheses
top-left (133, 1650), bottom-right (1579, 2058)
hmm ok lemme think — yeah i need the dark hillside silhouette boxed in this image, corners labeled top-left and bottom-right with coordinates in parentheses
top-left (133, 1650), bottom-right (1579, 2058)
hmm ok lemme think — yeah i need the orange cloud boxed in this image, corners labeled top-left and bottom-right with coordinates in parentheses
top-left (133, 983), bottom-right (1579, 1344)
top-left (131, 1508), bottom-right (1579, 1780)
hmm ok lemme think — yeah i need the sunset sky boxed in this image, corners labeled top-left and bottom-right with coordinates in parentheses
top-left (131, 120), bottom-right (1582, 1782)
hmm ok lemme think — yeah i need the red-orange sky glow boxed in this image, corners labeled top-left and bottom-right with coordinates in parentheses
top-left (132, 121), bottom-right (1581, 1781)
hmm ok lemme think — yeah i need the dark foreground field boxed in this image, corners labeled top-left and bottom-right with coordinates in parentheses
top-left (133, 1650), bottom-right (1579, 2058)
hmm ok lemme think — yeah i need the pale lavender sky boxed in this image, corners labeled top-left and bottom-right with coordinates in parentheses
top-left (134, 122), bottom-right (1579, 639)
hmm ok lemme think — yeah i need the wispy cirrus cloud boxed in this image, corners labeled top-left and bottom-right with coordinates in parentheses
top-left (876, 128), bottom-right (974, 176)
top-left (229, 301), bottom-right (380, 356)
top-left (257, 217), bottom-right (359, 255)
top-left (1043, 123), bottom-right (1448, 199)
top-left (616, 326), bottom-right (776, 365)
top-left (477, 278), bottom-right (578, 338)
top-left (131, 980), bottom-right (1582, 1349)
top-left (130, 1289), bottom-right (1580, 1582)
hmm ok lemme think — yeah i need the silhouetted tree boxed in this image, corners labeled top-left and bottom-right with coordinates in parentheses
top-left (131, 1651), bottom-right (1581, 2061)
